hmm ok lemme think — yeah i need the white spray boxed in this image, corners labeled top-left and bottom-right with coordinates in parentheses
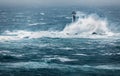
top-left (63, 12), bottom-right (113, 35)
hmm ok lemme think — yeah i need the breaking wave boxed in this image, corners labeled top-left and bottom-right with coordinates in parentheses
top-left (63, 12), bottom-right (113, 35)
top-left (0, 12), bottom-right (119, 41)
top-left (1, 62), bottom-right (120, 71)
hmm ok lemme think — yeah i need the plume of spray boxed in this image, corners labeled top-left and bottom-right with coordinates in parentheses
top-left (63, 11), bottom-right (113, 36)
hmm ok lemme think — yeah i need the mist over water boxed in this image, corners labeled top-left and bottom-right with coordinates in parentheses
top-left (0, 7), bottom-right (120, 76)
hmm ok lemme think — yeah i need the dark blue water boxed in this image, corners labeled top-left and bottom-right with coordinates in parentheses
top-left (0, 6), bottom-right (120, 76)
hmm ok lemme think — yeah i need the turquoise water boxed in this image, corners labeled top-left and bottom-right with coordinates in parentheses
top-left (0, 7), bottom-right (120, 76)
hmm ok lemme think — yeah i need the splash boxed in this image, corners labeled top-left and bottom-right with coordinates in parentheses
top-left (63, 12), bottom-right (113, 35)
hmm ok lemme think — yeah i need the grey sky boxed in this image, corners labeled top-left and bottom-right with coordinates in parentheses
top-left (0, 0), bottom-right (120, 6)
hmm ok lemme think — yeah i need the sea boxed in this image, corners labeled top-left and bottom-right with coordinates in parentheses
top-left (0, 6), bottom-right (120, 76)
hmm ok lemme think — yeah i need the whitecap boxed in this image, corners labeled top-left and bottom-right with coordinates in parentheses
top-left (0, 29), bottom-right (119, 42)
top-left (2, 62), bottom-right (120, 70)
top-left (58, 47), bottom-right (73, 50)
top-left (29, 22), bottom-right (47, 26)
top-left (102, 52), bottom-right (120, 56)
top-left (65, 17), bottom-right (72, 19)
top-left (73, 53), bottom-right (88, 56)
top-left (42, 56), bottom-right (78, 62)
top-left (29, 23), bottom-right (45, 26)
top-left (0, 50), bottom-right (11, 54)
top-left (95, 65), bottom-right (120, 70)
top-left (40, 13), bottom-right (45, 15)
top-left (57, 57), bottom-right (78, 62)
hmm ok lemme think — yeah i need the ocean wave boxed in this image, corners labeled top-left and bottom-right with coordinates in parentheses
top-left (0, 50), bottom-right (11, 54)
top-left (0, 30), bottom-right (119, 41)
top-left (28, 22), bottom-right (46, 26)
top-left (0, 12), bottom-right (120, 41)
top-left (0, 50), bottom-right (24, 59)
top-left (40, 13), bottom-right (45, 15)
top-left (94, 65), bottom-right (120, 70)
top-left (1, 62), bottom-right (120, 71)
top-left (101, 52), bottom-right (120, 56)
top-left (58, 47), bottom-right (73, 50)
top-left (42, 55), bottom-right (78, 62)
top-left (65, 17), bottom-right (72, 19)
top-left (73, 53), bottom-right (88, 56)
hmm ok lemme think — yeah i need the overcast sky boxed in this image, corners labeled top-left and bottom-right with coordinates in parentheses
top-left (0, 0), bottom-right (120, 7)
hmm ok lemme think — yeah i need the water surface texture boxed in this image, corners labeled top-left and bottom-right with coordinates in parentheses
top-left (0, 7), bottom-right (120, 76)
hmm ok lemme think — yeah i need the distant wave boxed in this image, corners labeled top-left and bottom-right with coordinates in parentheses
top-left (73, 53), bottom-right (88, 56)
top-left (1, 62), bottom-right (120, 71)
top-left (42, 55), bottom-right (78, 62)
top-left (40, 13), bottom-right (45, 15)
top-left (29, 22), bottom-right (46, 26)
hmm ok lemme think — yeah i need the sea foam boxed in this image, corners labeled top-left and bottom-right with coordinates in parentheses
top-left (0, 12), bottom-right (118, 41)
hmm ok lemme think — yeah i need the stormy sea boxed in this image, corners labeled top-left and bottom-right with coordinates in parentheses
top-left (0, 6), bottom-right (120, 76)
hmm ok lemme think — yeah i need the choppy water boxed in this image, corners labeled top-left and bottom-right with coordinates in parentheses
top-left (0, 7), bottom-right (120, 76)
